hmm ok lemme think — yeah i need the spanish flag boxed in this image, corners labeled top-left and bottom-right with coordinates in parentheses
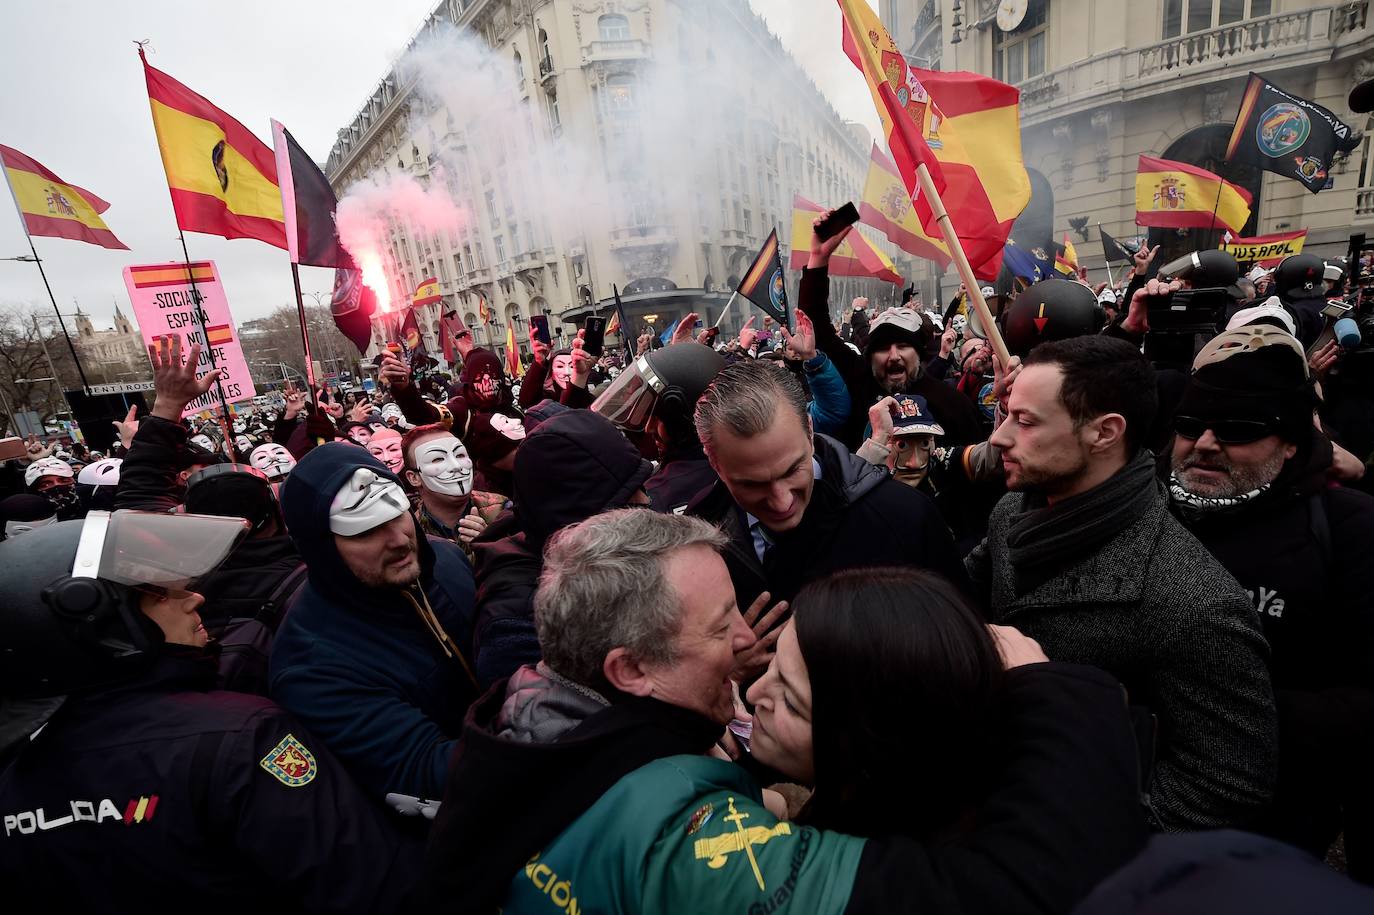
top-left (789, 195), bottom-right (902, 286)
top-left (412, 276), bottom-right (442, 307)
top-left (0, 144), bottom-right (128, 249)
top-left (139, 49), bottom-right (286, 249)
top-left (1054, 233), bottom-right (1079, 276)
top-left (479, 295), bottom-right (492, 324)
top-left (504, 321), bottom-right (523, 378)
top-left (1135, 155), bottom-right (1252, 235)
top-left (859, 144), bottom-right (949, 268)
top-left (205, 324), bottom-right (234, 346)
top-left (837, 1), bottom-right (1013, 277)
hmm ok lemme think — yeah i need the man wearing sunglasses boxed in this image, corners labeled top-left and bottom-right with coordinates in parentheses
top-left (1169, 324), bottom-right (1374, 880)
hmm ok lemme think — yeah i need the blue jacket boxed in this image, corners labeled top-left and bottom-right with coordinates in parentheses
top-left (269, 443), bottom-right (479, 802)
top-left (804, 351), bottom-right (852, 438)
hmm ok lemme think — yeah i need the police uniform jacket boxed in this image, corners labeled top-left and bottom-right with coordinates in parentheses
top-left (0, 649), bottom-right (421, 913)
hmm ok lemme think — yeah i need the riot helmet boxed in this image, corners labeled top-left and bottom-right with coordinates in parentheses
top-left (593, 342), bottom-right (725, 435)
top-left (1274, 254), bottom-right (1327, 302)
top-left (1002, 279), bottom-right (1103, 358)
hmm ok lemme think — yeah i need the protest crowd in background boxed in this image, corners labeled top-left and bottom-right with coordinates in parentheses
top-left (5, 6), bottom-right (1374, 914)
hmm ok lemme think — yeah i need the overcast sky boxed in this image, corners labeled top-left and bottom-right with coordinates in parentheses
top-left (0, 0), bottom-right (879, 331)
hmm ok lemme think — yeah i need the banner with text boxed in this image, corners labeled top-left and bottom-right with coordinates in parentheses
top-left (123, 261), bottom-right (257, 416)
top-left (1220, 229), bottom-right (1307, 267)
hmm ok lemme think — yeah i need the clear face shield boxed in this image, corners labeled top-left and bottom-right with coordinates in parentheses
top-left (591, 354), bottom-right (665, 431)
top-left (71, 510), bottom-right (250, 590)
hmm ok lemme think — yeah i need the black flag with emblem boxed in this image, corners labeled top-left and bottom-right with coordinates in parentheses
top-left (735, 230), bottom-right (789, 325)
top-left (1224, 72), bottom-right (1359, 194)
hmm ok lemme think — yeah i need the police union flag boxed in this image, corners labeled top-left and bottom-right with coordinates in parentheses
top-left (735, 229), bottom-right (789, 326)
top-left (1225, 73), bottom-right (1359, 194)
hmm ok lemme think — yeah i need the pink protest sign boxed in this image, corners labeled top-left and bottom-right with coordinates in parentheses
top-left (123, 260), bottom-right (257, 416)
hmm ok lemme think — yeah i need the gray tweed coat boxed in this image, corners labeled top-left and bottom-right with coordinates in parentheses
top-left (967, 481), bottom-right (1277, 832)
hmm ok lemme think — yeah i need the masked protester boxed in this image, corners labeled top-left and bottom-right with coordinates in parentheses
top-left (967, 335), bottom-right (1276, 831)
top-left (366, 427), bottom-right (406, 476)
top-left (248, 442), bottom-right (297, 481)
top-left (0, 493), bottom-right (57, 540)
top-left (0, 510), bottom-right (422, 910)
top-left (402, 424), bottom-right (504, 562)
top-left (414, 510), bottom-right (1146, 915)
top-left (518, 325), bottom-right (578, 409)
top-left (270, 443), bottom-right (479, 804)
top-left (25, 457), bottom-right (81, 521)
top-left (470, 410), bottom-right (654, 688)
top-left (798, 215), bottom-right (983, 448)
top-left (1168, 325), bottom-right (1374, 879)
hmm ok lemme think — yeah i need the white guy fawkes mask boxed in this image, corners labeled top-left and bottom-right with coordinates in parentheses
top-left (190, 434), bottom-right (216, 452)
top-left (414, 434), bottom-right (473, 497)
top-left (249, 443), bottom-right (296, 480)
top-left (367, 429), bottom-right (405, 474)
top-left (234, 435), bottom-right (253, 455)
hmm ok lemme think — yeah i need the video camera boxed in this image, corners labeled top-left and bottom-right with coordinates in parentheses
top-left (1148, 287), bottom-right (1232, 335)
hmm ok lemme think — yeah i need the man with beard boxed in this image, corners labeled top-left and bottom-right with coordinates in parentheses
top-left (269, 442), bottom-right (480, 803)
top-left (967, 334), bottom-right (1277, 832)
top-left (1168, 324), bottom-right (1374, 878)
top-left (798, 212), bottom-right (983, 449)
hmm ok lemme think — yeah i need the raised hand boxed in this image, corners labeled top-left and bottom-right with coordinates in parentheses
top-left (1133, 243), bottom-right (1161, 277)
top-left (282, 382), bottom-right (305, 421)
top-left (737, 315), bottom-right (758, 351)
top-left (570, 329), bottom-right (594, 388)
top-left (379, 351), bottom-right (411, 391)
top-left (670, 312), bottom-right (700, 346)
top-left (730, 590), bottom-right (789, 683)
top-left (111, 405), bottom-right (139, 450)
top-left (148, 334), bottom-right (221, 422)
top-left (780, 310), bottom-right (817, 362)
top-left (808, 210), bottom-right (853, 268)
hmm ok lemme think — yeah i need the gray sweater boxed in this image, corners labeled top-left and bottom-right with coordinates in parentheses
top-left (967, 482), bottom-right (1277, 832)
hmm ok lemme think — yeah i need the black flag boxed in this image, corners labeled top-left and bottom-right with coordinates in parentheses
top-left (1224, 73), bottom-right (1359, 194)
top-left (735, 229), bottom-right (789, 325)
top-left (271, 119), bottom-right (353, 268)
top-left (1099, 225), bottom-right (1136, 263)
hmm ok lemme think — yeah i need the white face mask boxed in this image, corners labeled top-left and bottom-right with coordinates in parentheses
top-left (367, 433), bottom-right (405, 474)
top-left (190, 434), bottom-right (216, 452)
top-left (551, 354), bottom-right (574, 388)
top-left (234, 435), bottom-right (253, 454)
top-left (249, 443), bottom-right (296, 479)
top-left (414, 434), bottom-right (473, 497)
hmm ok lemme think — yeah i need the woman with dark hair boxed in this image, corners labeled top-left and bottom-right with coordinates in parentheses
top-left (751, 566), bottom-right (1007, 841)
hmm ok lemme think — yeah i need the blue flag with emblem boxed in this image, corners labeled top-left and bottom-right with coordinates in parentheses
top-left (735, 229), bottom-right (789, 325)
top-left (1002, 241), bottom-right (1052, 283)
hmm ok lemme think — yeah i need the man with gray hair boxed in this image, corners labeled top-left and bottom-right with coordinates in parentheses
top-left (415, 507), bottom-right (1148, 913)
top-left (688, 359), bottom-right (967, 611)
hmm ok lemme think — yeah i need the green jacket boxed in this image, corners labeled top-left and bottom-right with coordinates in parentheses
top-left (503, 754), bottom-right (864, 915)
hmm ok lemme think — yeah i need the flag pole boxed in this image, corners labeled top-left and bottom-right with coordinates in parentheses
top-left (176, 230), bottom-right (238, 462)
top-left (0, 161), bottom-right (92, 393)
top-left (713, 291), bottom-right (739, 328)
top-left (290, 263), bottom-right (318, 391)
top-left (913, 163), bottom-right (1011, 368)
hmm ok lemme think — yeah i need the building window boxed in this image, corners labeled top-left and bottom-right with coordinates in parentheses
top-left (494, 235), bottom-right (506, 262)
top-left (485, 190), bottom-right (498, 225)
top-left (1164, 0), bottom-right (1271, 38)
top-left (548, 91), bottom-right (561, 130)
top-left (993, 0), bottom-right (1048, 84)
top-left (513, 50), bottom-right (524, 83)
top-left (538, 28), bottom-right (553, 75)
top-left (598, 14), bottom-right (630, 41)
top-left (607, 75), bottom-right (635, 113)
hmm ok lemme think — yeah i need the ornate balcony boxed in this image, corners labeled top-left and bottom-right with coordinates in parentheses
top-left (609, 224), bottom-right (677, 250)
top-left (1356, 188), bottom-right (1374, 223)
top-left (584, 39), bottom-right (650, 64)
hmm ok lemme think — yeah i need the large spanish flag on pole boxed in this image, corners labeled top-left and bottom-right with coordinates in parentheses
top-left (837, 0), bottom-right (1011, 277)
top-left (1135, 155), bottom-right (1252, 234)
top-left (859, 143), bottom-right (950, 269)
top-left (0, 144), bottom-right (128, 249)
top-left (139, 48), bottom-right (287, 249)
top-left (790, 195), bottom-right (903, 285)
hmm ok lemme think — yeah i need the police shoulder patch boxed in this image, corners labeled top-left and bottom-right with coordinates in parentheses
top-left (685, 801), bottom-right (714, 835)
top-left (259, 733), bottom-right (318, 787)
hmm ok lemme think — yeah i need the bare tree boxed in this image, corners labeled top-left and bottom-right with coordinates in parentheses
top-left (0, 305), bottom-right (84, 436)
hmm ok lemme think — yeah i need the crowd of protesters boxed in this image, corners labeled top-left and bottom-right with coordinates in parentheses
top-left (2, 207), bottom-right (1374, 915)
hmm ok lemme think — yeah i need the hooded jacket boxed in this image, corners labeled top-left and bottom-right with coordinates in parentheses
top-left (269, 443), bottom-right (479, 802)
top-left (470, 411), bottom-right (653, 689)
top-left (689, 433), bottom-right (970, 613)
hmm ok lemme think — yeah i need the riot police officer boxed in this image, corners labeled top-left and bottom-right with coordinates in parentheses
top-left (0, 509), bottom-right (421, 913)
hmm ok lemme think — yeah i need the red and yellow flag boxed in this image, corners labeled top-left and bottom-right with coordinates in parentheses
top-left (1055, 233), bottom-right (1079, 276)
top-left (0, 144), bottom-right (128, 249)
top-left (859, 144), bottom-right (950, 268)
top-left (479, 295), bottom-right (492, 324)
top-left (837, 1), bottom-right (1015, 278)
top-left (605, 309), bottom-right (621, 336)
top-left (504, 321), bottom-right (523, 378)
top-left (139, 49), bottom-right (286, 249)
top-left (1135, 155), bottom-right (1252, 234)
top-left (412, 276), bottom-right (442, 307)
top-left (789, 195), bottom-right (902, 285)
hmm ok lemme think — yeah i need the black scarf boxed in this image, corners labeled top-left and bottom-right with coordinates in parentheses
top-left (414, 685), bottom-right (722, 913)
top-left (1005, 451), bottom-right (1160, 596)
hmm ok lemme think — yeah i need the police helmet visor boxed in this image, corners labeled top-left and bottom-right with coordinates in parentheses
top-left (71, 510), bottom-right (250, 590)
top-left (591, 355), bottom-right (663, 431)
